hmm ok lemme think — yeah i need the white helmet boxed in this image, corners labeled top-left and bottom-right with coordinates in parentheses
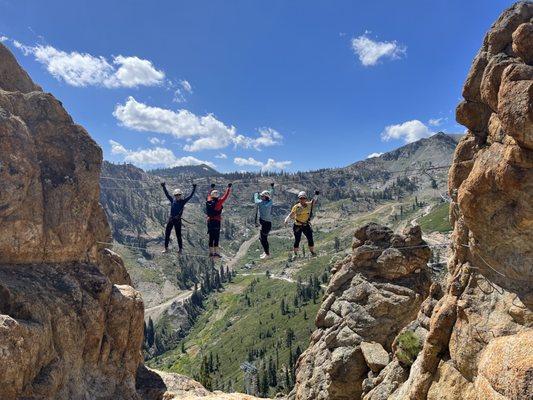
top-left (260, 190), bottom-right (271, 198)
top-left (298, 191), bottom-right (307, 199)
top-left (173, 188), bottom-right (183, 196)
top-left (210, 189), bottom-right (219, 198)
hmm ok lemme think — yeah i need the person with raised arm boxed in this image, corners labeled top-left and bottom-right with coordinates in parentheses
top-left (253, 182), bottom-right (275, 259)
top-left (284, 190), bottom-right (319, 258)
top-left (161, 182), bottom-right (197, 254)
top-left (205, 182), bottom-right (232, 258)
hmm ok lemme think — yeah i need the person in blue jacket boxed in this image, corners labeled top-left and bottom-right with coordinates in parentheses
top-left (161, 182), bottom-right (196, 254)
top-left (253, 182), bottom-right (275, 259)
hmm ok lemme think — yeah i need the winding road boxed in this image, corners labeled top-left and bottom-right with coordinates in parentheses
top-left (145, 232), bottom-right (261, 322)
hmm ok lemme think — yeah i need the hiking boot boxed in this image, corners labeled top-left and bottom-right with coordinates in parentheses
top-left (177, 249), bottom-right (183, 255)
top-left (213, 253), bottom-right (222, 259)
top-left (162, 248), bottom-right (169, 254)
top-left (311, 252), bottom-right (318, 257)
top-left (260, 253), bottom-right (270, 259)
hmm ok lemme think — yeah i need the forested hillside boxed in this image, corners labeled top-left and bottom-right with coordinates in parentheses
top-left (98, 132), bottom-right (459, 396)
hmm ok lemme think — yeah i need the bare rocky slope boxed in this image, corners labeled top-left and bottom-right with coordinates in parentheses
top-left (291, 2), bottom-right (533, 399)
top-left (0, 42), bottom-right (257, 400)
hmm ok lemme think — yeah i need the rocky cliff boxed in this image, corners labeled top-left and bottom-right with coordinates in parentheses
top-left (290, 224), bottom-right (432, 399)
top-left (0, 41), bottom-right (145, 399)
top-left (292, 2), bottom-right (533, 399)
top-left (0, 43), bottom-right (259, 400)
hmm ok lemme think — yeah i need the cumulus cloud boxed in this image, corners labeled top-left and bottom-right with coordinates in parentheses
top-left (13, 42), bottom-right (164, 88)
top-left (381, 120), bottom-right (433, 143)
top-left (113, 97), bottom-right (283, 152)
top-left (108, 140), bottom-right (215, 168)
top-left (234, 157), bottom-right (264, 167)
top-left (0, 36), bottom-right (8, 42)
top-left (233, 157), bottom-right (291, 172)
top-left (109, 139), bottom-right (128, 155)
top-left (215, 152), bottom-right (228, 159)
top-left (428, 117), bottom-right (446, 127)
top-left (351, 34), bottom-right (406, 66)
top-left (367, 152), bottom-right (384, 159)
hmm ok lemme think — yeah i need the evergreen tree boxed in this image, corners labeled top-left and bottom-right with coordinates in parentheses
top-left (147, 317), bottom-right (155, 347)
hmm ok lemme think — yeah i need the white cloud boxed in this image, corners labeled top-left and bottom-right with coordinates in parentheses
top-left (367, 152), bottom-right (384, 159)
top-left (233, 157), bottom-right (291, 172)
top-left (381, 120), bottom-right (433, 143)
top-left (0, 36), bottom-right (8, 42)
top-left (234, 157), bottom-right (264, 167)
top-left (180, 79), bottom-right (192, 94)
top-left (246, 127), bottom-right (283, 150)
top-left (109, 139), bottom-right (128, 155)
top-left (428, 117), bottom-right (446, 127)
top-left (149, 137), bottom-right (165, 145)
top-left (351, 34), bottom-right (406, 66)
top-left (215, 152), bottom-right (228, 159)
top-left (173, 79), bottom-right (193, 103)
top-left (113, 97), bottom-right (283, 152)
top-left (108, 140), bottom-right (215, 168)
top-left (262, 158), bottom-right (292, 171)
top-left (105, 55), bottom-right (165, 88)
top-left (13, 42), bottom-right (164, 88)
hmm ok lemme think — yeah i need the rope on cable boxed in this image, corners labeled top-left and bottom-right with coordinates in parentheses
top-left (96, 241), bottom-right (221, 259)
top-left (98, 164), bottom-right (453, 186)
top-left (460, 243), bottom-right (531, 283)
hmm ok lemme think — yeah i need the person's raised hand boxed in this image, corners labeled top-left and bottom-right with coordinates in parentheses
top-left (270, 182), bottom-right (275, 188)
top-left (315, 190), bottom-right (320, 196)
top-left (228, 183), bottom-right (233, 188)
top-left (161, 182), bottom-right (166, 187)
top-left (210, 183), bottom-right (216, 189)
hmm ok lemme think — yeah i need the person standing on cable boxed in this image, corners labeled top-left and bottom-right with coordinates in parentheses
top-left (161, 182), bottom-right (197, 254)
top-left (284, 190), bottom-right (319, 258)
top-left (253, 182), bottom-right (275, 259)
top-left (205, 182), bottom-right (232, 258)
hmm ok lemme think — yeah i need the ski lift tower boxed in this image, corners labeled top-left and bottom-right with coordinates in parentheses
top-left (240, 361), bottom-right (258, 396)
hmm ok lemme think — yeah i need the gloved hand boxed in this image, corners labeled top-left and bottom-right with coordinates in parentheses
top-left (270, 182), bottom-right (275, 188)
top-left (161, 182), bottom-right (166, 187)
top-left (210, 183), bottom-right (216, 189)
top-left (315, 190), bottom-right (320, 196)
top-left (228, 183), bottom-right (233, 188)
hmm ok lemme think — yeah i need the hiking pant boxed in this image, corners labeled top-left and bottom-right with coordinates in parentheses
top-left (293, 224), bottom-right (314, 249)
top-left (165, 217), bottom-right (182, 249)
top-left (207, 220), bottom-right (221, 247)
top-left (259, 219), bottom-right (272, 255)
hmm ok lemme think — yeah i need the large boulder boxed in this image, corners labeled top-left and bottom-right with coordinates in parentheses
top-left (290, 223), bottom-right (431, 400)
top-left (0, 43), bottom-right (109, 265)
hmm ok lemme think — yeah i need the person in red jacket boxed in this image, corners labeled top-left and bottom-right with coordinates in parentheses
top-left (205, 183), bottom-right (232, 258)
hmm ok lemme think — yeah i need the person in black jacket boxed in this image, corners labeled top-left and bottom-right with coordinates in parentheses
top-left (161, 182), bottom-right (196, 254)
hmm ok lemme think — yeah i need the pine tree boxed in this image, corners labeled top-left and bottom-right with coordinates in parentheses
top-left (147, 317), bottom-right (155, 347)
top-left (334, 236), bottom-right (340, 252)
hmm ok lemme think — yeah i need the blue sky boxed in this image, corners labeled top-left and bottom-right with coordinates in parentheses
top-left (0, 0), bottom-right (516, 172)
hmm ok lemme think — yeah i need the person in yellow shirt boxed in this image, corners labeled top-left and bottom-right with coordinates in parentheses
top-left (284, 190), bottom-right (319, 257)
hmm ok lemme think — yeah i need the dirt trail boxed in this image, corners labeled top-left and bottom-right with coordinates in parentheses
top-left (144, 289), bottom-right (195, 322)
top-left (145, 232), bottom-right (264, 322)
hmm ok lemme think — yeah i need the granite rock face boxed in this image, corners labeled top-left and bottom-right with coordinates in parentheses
top-left (369, 3), bottom-right (533, 399)
top-left (0, 42), bottom-right (147, 399)
top-left (290, 223), bottom-right (431, 400)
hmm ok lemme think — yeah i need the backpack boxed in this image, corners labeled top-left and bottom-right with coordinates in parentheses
top-left (205, 199), bottom-right (222, 218)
